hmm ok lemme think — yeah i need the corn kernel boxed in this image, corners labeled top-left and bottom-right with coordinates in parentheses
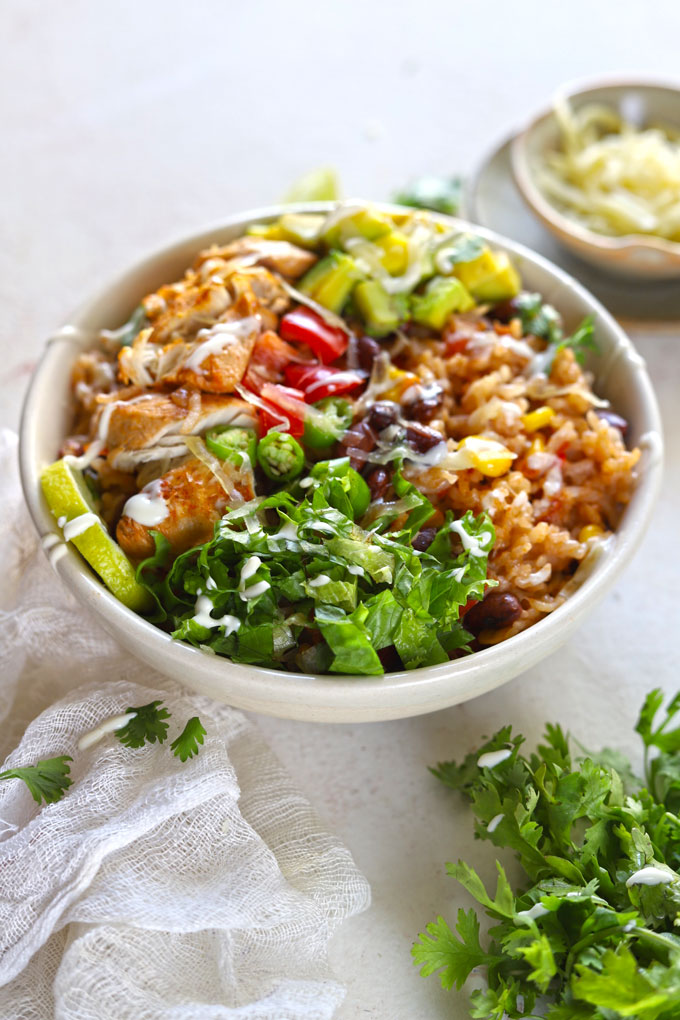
top-left (382, 368), bottom-right (419, 402)
top-left (459, 435), bottom-right (516, 478)
top-left (376, 231), bottom-right (410, 275)
top-left (521, 406), bottom-right (556, 432)
top-left (528, 436), bottom-right (545, 455)
top-left (579, 524), bottom-right (605, 543)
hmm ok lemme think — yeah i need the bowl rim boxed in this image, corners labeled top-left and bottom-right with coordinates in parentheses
top-left (18, 201), bottom-right (665, 721)
top-left (511, 75), bottom-right (680, 261)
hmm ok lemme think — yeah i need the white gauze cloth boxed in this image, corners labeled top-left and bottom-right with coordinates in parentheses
top-left (0, 430), bottom-right (370, 1020)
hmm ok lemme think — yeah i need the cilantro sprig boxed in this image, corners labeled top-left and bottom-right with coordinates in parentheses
top-left (171, 716), bottom-right (207, 762)
top-left (116, 700), bottom-right (171, 748)
top-left (0, 755), bottom-right (73, 804)
top-left (413, 689), bottom-right (680, 1019)
top-left (513, 292), bottom-right (599, 369)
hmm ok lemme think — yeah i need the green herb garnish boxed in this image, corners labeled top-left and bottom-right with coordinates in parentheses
top-left (413, 689), bottom-right (680, 1018)
top-left (394, 175), bottom-right (463, 216)
top-left (115, 700), bottom-right (171, 748)
top-left (170, 717), bottom-right (207, 762)
top-left (0, 755), bottom-right (73, 804)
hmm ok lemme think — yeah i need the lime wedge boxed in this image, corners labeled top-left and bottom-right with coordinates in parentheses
top-left (283, 167), bottom-right (340, 203)
top-left (41, 459), bottom-right (152, 613)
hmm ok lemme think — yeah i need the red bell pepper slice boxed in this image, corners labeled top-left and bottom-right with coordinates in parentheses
top-left (258, 383), bottom-right (307, 437)
top-left (279, 307), bottom-right (349, 363)
top-left (283, 364), bottom-right (365, 402)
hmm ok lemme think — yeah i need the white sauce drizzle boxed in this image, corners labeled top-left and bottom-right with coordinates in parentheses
top-left (192, 593), bottom-right (241, 634)
top-left (516, 903), bottom-right (550, 922)
top-left (240, 556), bottom-right (262, 583)
top-left (299, 476), bottom-right (314, 489)
top-left (275, 521), bottom-right (299, 541)
top-left (450, 520), bottom-right (492, 558)
top-left (184, 316), bottom-right (259, 373)
top-left (205, 575), bottom-right (217, 591)
top-left (49, 544), bottom-right (68, 567)
top-left (122, 478), bottom-right (169, 527)
top-left (239, 580), bottom-right (271, 601)
top-left (42, 533), bottom-right (61, 551)
top-left (57, 516), bottom-right (67, 528)
top-left (487, 813), bottom-right (504, 834)
top-left (63, 512), bottom-right (100, 541)
top-left (626, 866), bottom-right (673, 888)
top-left (477, 748), bottom-right (512, 769)
top-left (78, 712), bottom-right (138, 751)
top-left (308, 574), bottom-right (332, 588)
top-left (64, 438), bottom-right (105, 470)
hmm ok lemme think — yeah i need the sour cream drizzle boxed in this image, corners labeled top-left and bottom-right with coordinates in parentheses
top-left (516, 903), bottom-right (550, 923)
top-left (487, 813), bottom-right (504, 834)
top-left (450, 520), bottom-right (492, 558)
top-left (63, 512), bottom-right (100, 541)
top-left (477, 748), bottom-right (512, 769)
top-left (626, 866), bottom-right (673, 888)
top-left (78, 712), bottom-right (138, 751)
top-left (308, 574), bottom-right (331, 588)
top-left (122, 478), bottom-right (169, 527)
top-left (192, 594), bottom-right (241, 635)
top-left (185, 317), bottom-right (259, 372)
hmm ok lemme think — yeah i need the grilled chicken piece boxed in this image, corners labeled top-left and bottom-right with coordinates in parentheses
top-left (116, 457), bottom-right (254, 563)
top-left (195, 238), bottom-right (317, 279)
top-left (92, 389), bottom-right (256, 472)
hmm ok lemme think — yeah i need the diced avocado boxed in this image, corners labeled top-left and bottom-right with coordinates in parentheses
top-left (246, 222), bottom-right (287, 240)
top-left (410, 276), bottom-right (475, 330)
top-left (297, 250), bottom-right (363, 312)
top-left (277, 213), bottom-right (325, 249)
top-left (41, 458), bottom-right (152, 613)
top-left (453, 249), bottom-right (521, 302)
top-left (354, 280), bottom-right (403, 338)
top-left (375, 231), bottom-right (409, 275)
top-left (323, 208), bottom-right (393, 249)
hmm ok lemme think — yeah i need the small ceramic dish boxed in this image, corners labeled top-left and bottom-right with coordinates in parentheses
top-left (19, 203), bottom-right (664, 723)
top-left (512, 79), bottom-right (680, 280)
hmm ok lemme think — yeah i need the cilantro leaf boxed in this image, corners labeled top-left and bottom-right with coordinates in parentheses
top-left (170, 716), bottom-right (206, 762)
top-left (116, 701), bottom-right (171, 748)
top-left (415, 689), bottom-right (680, 1019)
top-left (0, 755), bottom-right (73, 804)
top-left (554, 315), bottom-right (599, 365)
top-left (412, 909), bottom-right (503, 991)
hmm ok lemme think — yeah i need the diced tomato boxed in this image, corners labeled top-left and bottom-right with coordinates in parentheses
top-left (461, 598), bottom-right (478, 616)
top-left (283, 364), bottom-right (365, 402)
top-left (279, 307), bottom-right (349, 363)
top-left (243, 330), bottom-right (312, 393)
top-left (258, 383), bottom-right (307, 437)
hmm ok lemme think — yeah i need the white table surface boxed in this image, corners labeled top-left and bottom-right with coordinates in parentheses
top-left (3, 2), bottom-right (680, 1016)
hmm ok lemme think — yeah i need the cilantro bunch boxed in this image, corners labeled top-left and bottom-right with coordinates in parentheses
top-left (513, 292), bottom-right (598, 369)
top-left (138, 462), bottom-right (495, 676)
top-left (413, 689), bottom-right (680, 1019)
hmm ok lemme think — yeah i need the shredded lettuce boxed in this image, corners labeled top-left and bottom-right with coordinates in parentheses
top-left (137, 465), bottom-right (496, 676)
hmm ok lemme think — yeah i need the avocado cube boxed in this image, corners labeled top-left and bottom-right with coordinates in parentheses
top-left (354, 280), bottom-right (403, 337)
top-left (278, 213), bottom-right (326, 249)
top-left (297, 250), bottom-right (363, 312)
top-left (323, 208), bottom-right (393, 249)
top-left (410, 276), bottom-right (475, 330)
top-left (453, 249), bottom-right (521, 302)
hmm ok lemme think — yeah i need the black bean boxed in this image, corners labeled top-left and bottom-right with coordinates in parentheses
top-left (464, 591), bottom-right (522, 636)
top-left (403, 387), bottom-right (444, 422)
top-left (365, 466), bottom-right (391, 500)
top-left (377, 646), bottom-right (403, 672)
top-left (412, 527), bottom-right (437, 551)
top-left (367, 401), bottom-right (399, 432)
top-left (596, 409), bottom-right (629, 434)
top-left (357, 335), bottom-right (381, 372)
top-left (405, 423), bottom-right (443, 453)
top-left (338, 420), bottom-right (378, 470)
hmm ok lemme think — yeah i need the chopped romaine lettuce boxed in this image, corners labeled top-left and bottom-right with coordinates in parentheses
top-left (137, 467), bottom-right (496, 676)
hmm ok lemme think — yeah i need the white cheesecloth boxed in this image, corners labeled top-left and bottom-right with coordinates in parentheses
top-left (0, 429), bottom-right (370, 1020)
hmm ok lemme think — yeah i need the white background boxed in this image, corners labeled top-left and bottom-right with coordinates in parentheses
top-left (2, 2), bottom-right (680, 1016)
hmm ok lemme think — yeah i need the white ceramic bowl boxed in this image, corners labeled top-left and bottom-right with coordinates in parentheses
top-left (19, 202), bottom-right (663, 722)
top-left (512, 79), bottom-right (680, 280)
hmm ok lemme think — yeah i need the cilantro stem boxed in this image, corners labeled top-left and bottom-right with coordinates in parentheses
top-left (564, 925), bottom-right (624, 979)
